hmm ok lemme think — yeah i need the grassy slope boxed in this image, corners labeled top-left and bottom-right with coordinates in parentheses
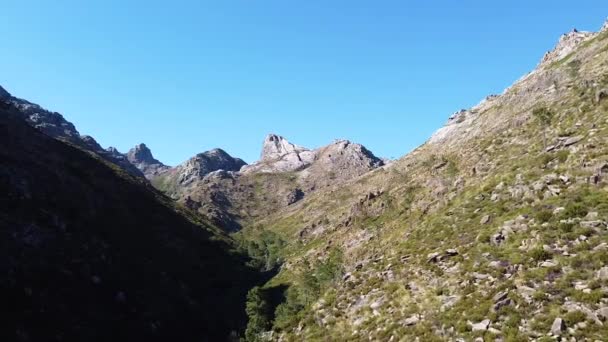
top-left (243, 30), bottom-right (608, 341)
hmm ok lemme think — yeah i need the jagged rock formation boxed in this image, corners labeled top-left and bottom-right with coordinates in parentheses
top-left (0, 86), bottom-right (144, 177)
top-left (242, 134), bottom-right (316, 173)
top-left (242, 135), bottom-right (383, 177)
top-left (0, 102), bottom-right (260, 341)
top-left (127, 143), bottom-right (170, 179)
top-left (152, 134), bottom-right (385, 231)
top-left (305, 139), bottom-right (384, 185)
top-left (155, 148), bottom-right (246, 188)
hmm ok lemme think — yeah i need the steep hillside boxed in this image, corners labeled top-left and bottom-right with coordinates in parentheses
top-left (237, 22), bottom-right (608, 341)
top-left (0, 102), bottom-right (261, 341)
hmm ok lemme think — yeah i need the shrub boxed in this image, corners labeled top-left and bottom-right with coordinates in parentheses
top-left (535, 209), bottom-right (553, 223)
top-left (530, 248), bottom-right (552, 262)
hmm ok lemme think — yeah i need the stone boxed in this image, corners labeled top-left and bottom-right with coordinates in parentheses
top-left (491, 231), bottom-right (506, 245)
top-left (286, 188), bottom-right (305, 205)
top-left (581, 220), bottom-right (605, 228)
top-left (597, 267), bottom-right (608, 281)
top-left (370, 299), bottom-right (384, 310)
top-left (493, 298), bottom-right (512, 312)
top-left (492, 291), bottom-right (509, 303)
top-left (596, 89), bottom-right (608, 104)
top-left (540, 260), bottom-right (558, 268)
top-left (563, 135), bottom-right (583, 147)
top-left (586, 212), bottom-right (599, 220)
top-left (403, 314), bottom-right (420, 326)
top-left (480, 215), bottom-right (491, 225)
top-left (551, 317), bottom-right (565, 336)
top-left (445, 249), bottom-right (459, 256)
top-left (553, 207), bottom-right (565, 214)
top-left (597, 307), bottom-right (608, 320)
top-left (427, 252), bottom-right (442, 263)
top-left (470, 319), bottom-right (490, 332)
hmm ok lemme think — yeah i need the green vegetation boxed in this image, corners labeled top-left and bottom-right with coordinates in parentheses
top-left (239, 230), bottom-right (285, 271)
top-left (245, 287), bottom-right (272, 341)
top-left (532, 106), bottom-right (554, 148)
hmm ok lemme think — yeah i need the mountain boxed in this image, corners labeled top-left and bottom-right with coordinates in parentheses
top-left (126, 143), bottom-right (170, 179)
top-left (0, 101), bottom-right (261, 341)
top-left (151, 134), bottom-right (385, 232)
top-left (4, 17), bottom-right (608, 342)
top-left (217, 21), bottom-right (608, 341)
top-left (0, 86), bottom-right (144, 177)
top-left (152, 148), bottom-right (246, 188)
top-left (241, 134), bottom-right (316, 173)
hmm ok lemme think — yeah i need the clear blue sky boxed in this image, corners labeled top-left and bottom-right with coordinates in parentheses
top-left (1, 1), bottom-right (607, 165)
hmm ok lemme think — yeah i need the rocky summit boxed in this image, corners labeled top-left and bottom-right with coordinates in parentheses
top-left (5, 16), bottom-right (608, 342)
top-left (126, 143), bottom-right (170, 179)
top-left (241, 134), bottom-right (316, 173)
top-left (154, 148), bottom-right (247, 187)
top-left (151, 133), bottom-right (385, 232)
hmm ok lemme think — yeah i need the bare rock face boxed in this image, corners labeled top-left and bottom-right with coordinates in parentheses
top-left (127, 143), bottom-right (170, 179)
top-left (173, 148), bottom-right (247, 186)
top-left (307, 139), bottom-right (384, 185)
top-left (242, 134), bottom-right (315, 173)
top-left (242, 134), bottom-right (383, 179)
top-left (540, 29), bottom-right (594, 66)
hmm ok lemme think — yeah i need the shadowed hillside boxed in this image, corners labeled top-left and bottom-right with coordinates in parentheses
top-left (0, 101), bottom-right (261, 341)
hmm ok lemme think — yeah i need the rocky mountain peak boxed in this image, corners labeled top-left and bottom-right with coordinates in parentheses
top-left (106, 146), bottom-right (120, 154)
top-left (0, 85), bottom-right (11, 99)
top-left (80, 135), bottom-right (103, 151)
top-left (602, 18), bottom-right (608, 32)
top-left (172, 148), bottom-right (247, 186)
top-left (261, 134), bottom-right (310, 161)
top-left (241, 134), bottom-right (315, 173)
top-left (126, 143), bottom-right (169, 179)
top-left (540, 28), bottom-right (594, 66)
top-left (310, 139), bottom-right (384, 181)
top-left (127, 143), bottom-right (156, 164)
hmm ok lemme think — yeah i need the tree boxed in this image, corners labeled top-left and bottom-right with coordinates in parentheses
top-left (245, 287), bottom-right (271, 341)
top-left (532, 106), bottom-right (554, 148)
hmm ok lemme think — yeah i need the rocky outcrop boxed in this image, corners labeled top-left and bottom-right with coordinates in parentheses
top-left (242, 134), bottom-right (383, 180)
top-left (127, 143), bottom-right (170, 179)
top-left (171, 148), bottom-right (246, 186)
top-left (242, 134), bottom-right (315, 173)
top-left (540, 29), bottom-right (594, 66)
top-left (307, 139), bottom-right (384, 185)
